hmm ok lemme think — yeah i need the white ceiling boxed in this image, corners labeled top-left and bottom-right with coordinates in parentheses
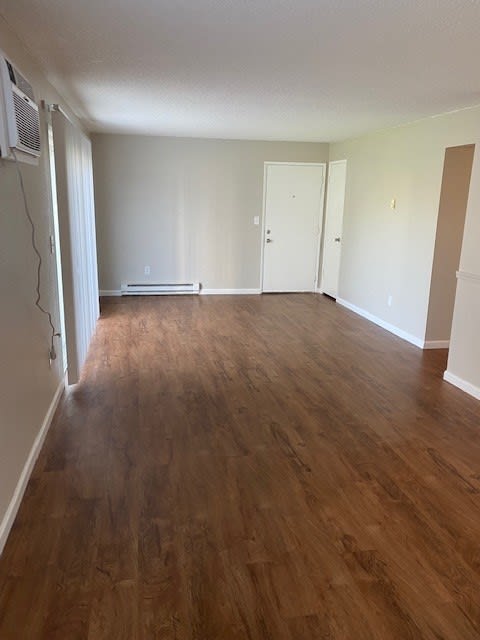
top-left (1, 0), bottom-right (480, 142)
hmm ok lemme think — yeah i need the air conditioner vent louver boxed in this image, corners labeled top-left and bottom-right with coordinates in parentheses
top-left (13, 70), bottom-right (35, 102)
top-left (12, 91), bottom-right (41, 152)
top-left (0, 52), bottom-right (41, 163)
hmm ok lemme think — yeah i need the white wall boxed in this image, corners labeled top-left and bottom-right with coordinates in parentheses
top-left (329, 106), bottom-right (480, 344)
top-left (92, 135), bottom-right (329, 292)
top-left (0, 16), bottom-right (82, 548)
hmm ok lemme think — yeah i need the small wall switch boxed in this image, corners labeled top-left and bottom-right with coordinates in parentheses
top-left (253, 216), bottom-right (260, 226)
top-left (390, 198), bottom-right (396, 210)
top-left (144, 265), bottom-right (151, 275)
top-left (387, 295), bottom-right (393, 307)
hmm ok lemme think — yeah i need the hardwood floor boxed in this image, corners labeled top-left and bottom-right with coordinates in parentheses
top-left (1, 294), bottom-right (480, 639)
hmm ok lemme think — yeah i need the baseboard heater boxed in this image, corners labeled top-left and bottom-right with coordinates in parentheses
top-left (121, 282), bottom-right (200, 296)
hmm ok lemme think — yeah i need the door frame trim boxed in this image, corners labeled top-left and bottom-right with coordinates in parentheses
top-left (320, 159), bottom-right (347, 297)
top-left (260, 161), bottom-right (327, 293)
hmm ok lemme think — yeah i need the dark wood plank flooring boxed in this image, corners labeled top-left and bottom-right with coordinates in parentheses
top-left (1, 294), bottom-right (480, 639)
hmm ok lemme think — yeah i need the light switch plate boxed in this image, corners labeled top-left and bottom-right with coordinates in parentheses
top-left (253, 216), bottom-right (260, 225)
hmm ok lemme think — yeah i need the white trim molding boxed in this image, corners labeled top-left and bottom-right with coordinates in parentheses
top-left (200, 288), bottom-right (261, 295)
top-left (456, 270), bottom-right (480, 284)
top-left (444, 370), bottom-right (480, 401)
top-left (336, 298), bottom-right (424, 348)
top-left (0, 378), bottom-right (65, 556)
top-left (423, 340), bottom-right (450, 349)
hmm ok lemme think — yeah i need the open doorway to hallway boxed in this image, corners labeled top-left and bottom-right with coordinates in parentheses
top-left (425, 144), bottom-right (475, 349)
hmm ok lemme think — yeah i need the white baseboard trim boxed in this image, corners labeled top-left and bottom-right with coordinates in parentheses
top-left (200, 288), bottom-right (261, 295)
top-left (443, 370), bottom-right (480, 401)
top-left (99, 290), bottom-right (121, 296)
top-left (423, 340), bottom-right (450, 350)
top-left (0, 377), bottom-right (65, 556)
top-left (336, 298), bottom-right (424, 349)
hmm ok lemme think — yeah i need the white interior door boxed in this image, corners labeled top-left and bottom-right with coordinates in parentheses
top-left (262, 163), bottom-right (325, 292)
top-left (322, 160), bottom-right (347, 298)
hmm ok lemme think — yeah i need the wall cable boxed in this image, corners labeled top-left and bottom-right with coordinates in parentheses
top-left (11, 149), bottom-right (60, 360)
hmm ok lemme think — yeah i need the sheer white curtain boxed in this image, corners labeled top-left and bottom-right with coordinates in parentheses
top-left (52, 111), bottom-right (99, 384)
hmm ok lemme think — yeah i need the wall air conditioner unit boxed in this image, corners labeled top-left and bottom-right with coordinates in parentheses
top-left (0, 53), bottom-right (41, 163)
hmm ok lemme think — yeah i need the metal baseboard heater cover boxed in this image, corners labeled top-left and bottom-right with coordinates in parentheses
top-left (121, 282), bottom-right (200, 296)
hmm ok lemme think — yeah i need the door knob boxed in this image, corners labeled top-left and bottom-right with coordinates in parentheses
top-left (334, 237), bottom-right (341, 242)
top-left (266, 238), bottom-right (272, 243)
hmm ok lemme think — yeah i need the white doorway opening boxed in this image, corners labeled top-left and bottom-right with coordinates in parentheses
top-left (425, 144), bottom-right (474, 349)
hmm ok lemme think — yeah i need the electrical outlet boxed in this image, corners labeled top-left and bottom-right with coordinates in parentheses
top-left (387, 295), bottom-right (393, 307)
top-left (144, 265), bottom-right (151, 276)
